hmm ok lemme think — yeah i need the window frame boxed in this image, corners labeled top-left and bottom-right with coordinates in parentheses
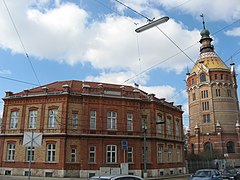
top-left (7, 143), bottom-right (15, 161)
top-left (107, 112), bottom-right (117, 130)
top-left (10, 111), bottom-right (19, 129)
top-left (48, 109), bottom-right (58, 128)
top-left (46, 144), bottom-right (56, 162)
top-left (106, 145), bottom-right (117, 163)
top-left (28, 110), bottom-right (37, 129)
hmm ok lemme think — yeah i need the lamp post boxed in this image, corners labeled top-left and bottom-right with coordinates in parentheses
top-left (142, 117), bottom-right (165, 178)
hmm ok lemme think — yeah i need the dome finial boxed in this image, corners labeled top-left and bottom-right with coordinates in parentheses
top-left (200, 14), bottom-right (206, 29)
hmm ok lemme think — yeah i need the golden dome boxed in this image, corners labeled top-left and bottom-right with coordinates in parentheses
top-left (191, 52), bottom-right (229, 73)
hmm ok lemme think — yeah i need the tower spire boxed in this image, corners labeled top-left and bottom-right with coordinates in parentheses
top-left (200, 14), bottom-right (206, 29)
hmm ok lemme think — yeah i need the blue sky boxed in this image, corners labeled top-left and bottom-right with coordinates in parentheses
top-left (0, 0), bottom-right (240, 127)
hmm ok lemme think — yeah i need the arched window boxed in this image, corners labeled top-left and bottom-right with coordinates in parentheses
top-left (226, 141), bottom-right (235, 153)
top-left (204, 142), bottom-right (213, 152)
top-left (200, 73), bottom-right (206, 82)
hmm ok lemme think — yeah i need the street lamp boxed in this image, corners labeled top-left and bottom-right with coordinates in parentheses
top-left (135, 16), bottom-right (169, 33)
top-left (142, 117), bottom-right (165, 178)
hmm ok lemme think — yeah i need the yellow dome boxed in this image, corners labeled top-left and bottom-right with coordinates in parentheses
top-left (191, 52), bottom-right (229, 73)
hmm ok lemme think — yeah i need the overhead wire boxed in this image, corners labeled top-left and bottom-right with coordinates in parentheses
top-left (2, 0), bottom-right (41, 86)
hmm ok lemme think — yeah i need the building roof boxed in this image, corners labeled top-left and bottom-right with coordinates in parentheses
top-left (191, 52), bottom-right (229, 73)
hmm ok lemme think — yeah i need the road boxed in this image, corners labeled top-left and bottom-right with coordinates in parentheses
top-left (0, 175), bottom-right (190, 180)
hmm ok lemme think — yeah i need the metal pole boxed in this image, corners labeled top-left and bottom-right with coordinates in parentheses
top-left (28, 131), bottom-right (33, 180)
top-left (143, 119), bottom-right (147, 178)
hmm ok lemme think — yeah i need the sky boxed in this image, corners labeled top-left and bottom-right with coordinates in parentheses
top-left (0, 0), bottom-right (240, 127)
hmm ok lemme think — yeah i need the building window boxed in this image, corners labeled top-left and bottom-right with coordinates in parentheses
top-left (7, 143), bottom-right (15, 161)
top-left (192, 93), bottom-right (196, 101)
top-left (203, 114), bottom-right (211, 123)
top-left (28, 110), bottom-right (37, 129)
top-left (175, 120), bottom-right (180, 136)
top-left (157, 145), bottom-right (163, 163)
top-left (168, 145), bottom-right (173, 162)
top-left (106, 145), bottom-right (117, 163)
top-left (166, 116), bottom-right (172, 135)
top-left (202, 101), bottom-right (209, 111)
top-left (127, 113), bottom-right (133, 131)
top-left (191, 144), bottom-right (194, 154)
top-left (48, 109), bottom-right (57, 128)
top-left (220, 74), bottom-right (224, 80)
top-left (177, 146), bottom-right (181, 162)
top-left (214, 74), bottom-right (218, 80)
top-left (10, 111), bottom-right (19, 129)
top-left (227, 89), bottom-right (232, 97)
top-left (127, 147), bottom-right (133, 163)
top-left (201, 90), bottom-right (208, 98)
top-left (200, 73), bottom-right (206, 82)
top-left (90, 111), bottom-right (96, 129)
top-left (227, 141), bottom-right (235, 153)
top-left (216, 89), bottom-right (221, 97)
top-left (156, 114), bottom-right (163, 133)
top-left (107, 112), bottom-right (117, 130)
top-left (26, 147), bottom-right (35, 162)
top-left (71, 148), bottom-right (76, 162)
top-left (72, 113), bottom-right (78, 129)
top-left (46, 144), bottom-right (56, 162)
top-left (226, 74), bottom-right (229, 80)
top-left (89, 146), bottom-right (96, 163)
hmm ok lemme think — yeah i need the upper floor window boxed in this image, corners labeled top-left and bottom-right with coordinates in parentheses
top-left (200, 73), bottom-right (206, 82)
top-left (175, 120), bottom-right (180, 136)
top-left (127, 113), bottom-right (133, 131)
top-left (214, 74), bottom-right (218, 80)
top-left (166, 116), bottom-right (172, 135)
top-left (72, 113), bottom-right (78, 129)
top-left (10, 111), bottom-right (19, 129)
top-left (201, 90), bottom-right (208, 98)
top-left (216, 89), bottom-right (221, 97)
top-left (202, 101), bottom-right (209, 111)
top-left (106, 145), bottom-right (117, 163)
top-left (28, 110), bottom-right (37, 129)
top-left (204, 142), bottom-right (213, 152)
top-left (156, 114), bottom-right (163, 134)
top-left (226, 74), bottom-right (229, 81)
top-left (220, 74), bottom-right (224, 80)
top-left (46, 144), bottom-right (56, 162)
top-left (48, 109), bottom-right (57, 128)
top-left (227, 89), bottom-right (232, 97)
top-left (226, 141), bottom-right (235, 153)
top-left (192, 93), bottom-right (196, 101)
top-left (107, 112), bottom-right (117, 130)
top-left (90, 111), bottom-right (96, 129)
top-left (191, 78), bottom-right (194, 85)
top-left (203, 114), bottom-right (211, 123)
top-left (26, 147), bottom-right (35, 162)
top-left (7, 143), bottom-right (15, 161)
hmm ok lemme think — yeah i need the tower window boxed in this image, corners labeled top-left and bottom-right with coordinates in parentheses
top-left (227, 89), bottom-right (232, 97)
top-left (214, 74), bottom-right (218, 80)
top-left (226, 74), bottom-right (229, 81)
top-left (226, 141), bottom-right (235, 153)
top-left (220, 74), bottom-right (224, 80)
top-left (191, 78), bottom-right (194, 85)
top-left (216, 89), bottom-right (221, 97)
top-left (203, 114), bottom-right (211, 123)
top-left (200, 73), bottom-right (206, 82)
top-left (204, 142), bottom-right (213, 152)
top-left (192, 93), bottom-right (196, 101)
top-left (202, 101), bottom-right (209, 111)
top-left (201, 90), bottom-right (208, 98)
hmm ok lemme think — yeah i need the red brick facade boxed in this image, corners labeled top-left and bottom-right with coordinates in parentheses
top-left (0, 81), bottom-right (185, 178)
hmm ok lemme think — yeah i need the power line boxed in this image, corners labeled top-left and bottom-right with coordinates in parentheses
top-left (2, 0), bottom-right (41, 86)
top-left (0, 75), bottom-right (39, 86)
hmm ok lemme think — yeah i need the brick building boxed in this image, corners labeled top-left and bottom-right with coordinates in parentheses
top-left (186, 26), bottom-right (240, 166)
top-left (0, 80), bottom-right (184, 178)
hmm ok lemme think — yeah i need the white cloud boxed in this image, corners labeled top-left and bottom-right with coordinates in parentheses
top-left (225, 27), bottom-right (240, 36)
top-left (154, 0), bottom-right (240, 22)
top-left (0, 0), bottom-right (200, 76)
top-left (0, 69), bottom-right (12, 75)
